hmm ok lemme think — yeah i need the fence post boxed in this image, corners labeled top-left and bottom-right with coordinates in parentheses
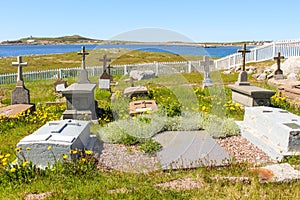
top-left (155, 61), bottom-right (159, 76)
top-left (188, 61), bottom-right (192, 73)
top-left (124, 65), bottom-right (128, 75)
top-left (59, 68), bottom-right (62, 79)
top-left (272, 42), bottom-right (276, 57)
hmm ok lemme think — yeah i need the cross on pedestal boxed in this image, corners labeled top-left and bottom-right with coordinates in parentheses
top-left (77, 46), bottom-right (90, 84)
top-left (99, 54), bottom-right (111, 73)
top-left (238, 43), bottom-right (251, 72)
top-left (236, 44), bottom-right (251, 86)
top-left (12, 56), bottom-right (27, 87)
top-left (78, 46), bottom-right (89, 70)
top-left (273, 52), bottom-right (284, 79)
top-left (200, 56), bottom-right (214, 88)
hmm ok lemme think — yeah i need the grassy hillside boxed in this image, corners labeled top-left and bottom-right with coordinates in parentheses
top-left (0, 49), bottom-right (203, 74)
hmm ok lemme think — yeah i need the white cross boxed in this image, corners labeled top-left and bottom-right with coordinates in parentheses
top-left (12, 56), bottom-right (27, 82)
top-left (200, 56), bottom-right (214, 79)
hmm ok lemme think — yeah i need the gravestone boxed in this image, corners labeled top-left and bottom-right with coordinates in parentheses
top-left (16, 119), bottom-right (102, 168)
top-left (236, 106), bottom-right (300, 161)
top-left (274, 52), bottom-right (284, 80)
top-left (11, 56), bottom-right (30, 104)
top-left (124, 86), bottom-right (148, 99)
top-left (99, 54), bottom-right (113, 90)
top-left (129, 100), bottom-right (158, 115)
top-left (54, 78), bottom-right (67, 93)
top-left (201, 56), bottom-right (214, 88)
top-left (153, 131), bottom-right (231, 170)
top-left (62, 46), bottom-right (98, 120)
top-left (235, 44), bottom-right (251, 86)
top-left (229, 44), bottom-right (275, 106)
top-left (0, 104), bottom-right (35, 118)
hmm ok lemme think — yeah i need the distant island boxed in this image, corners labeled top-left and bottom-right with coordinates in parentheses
top-left (0, 34), bottom-right (271, 47)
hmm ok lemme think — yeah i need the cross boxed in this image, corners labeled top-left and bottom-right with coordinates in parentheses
top-left (238, 44), bottom-right (251, 71)
top-left (200, 56), bottom-right (214, 79)
top-left (12, 56), bottom-right (27, 84)
top-left (274, 52), bottom-right (284, 71)
top-left (99, 54), bottom-right (111, 72)
top-left (77, 46), bottom-right (89, 70)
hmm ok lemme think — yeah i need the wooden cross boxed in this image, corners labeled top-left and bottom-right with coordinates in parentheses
top-left (12, 56), bottom-right (27, 83)
top-left (238, 44), bottom-right (251, 71)
top-left (274, 52), bottom-right (284, 71)
top-left (99, 54), bottom-right (111, 72)
top-left (78, 46), bottom-right (89, 70)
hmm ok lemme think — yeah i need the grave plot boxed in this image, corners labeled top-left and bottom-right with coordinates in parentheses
top-left (236, 106), bottom-right (300, 161)
top-left (16, 119), bottom-right (102, 168)
top-left (154, 131), bottom-right (231, 170)
top-left (129, 100), bottom-right (158, 115)
top-left (229, 44), bottom-right (275, 106)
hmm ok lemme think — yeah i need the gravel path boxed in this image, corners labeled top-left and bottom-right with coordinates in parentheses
top-left (98, 136), bottom-right (276, 173)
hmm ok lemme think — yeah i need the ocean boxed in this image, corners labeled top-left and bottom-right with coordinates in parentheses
top-left (0, 44), bottom-right (245, 58)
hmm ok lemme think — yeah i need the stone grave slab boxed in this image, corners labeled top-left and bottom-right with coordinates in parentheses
top-left (228, 85), bottom-right (275, 107)
top-left (62, 83), bottom-right (98, 120)
top-left (153, 131), bottom-right (231, 170)
top-left (0, 104), bottom-right (34, 117)
top-left (16, 119), bottom-right (102, 168)
top-left (236, 106), bottom-right (300, 161)
top-left (129, 100), bottom-right (158, 115)
top-left (257, 163), bottom-right (300, 182)
top-left (124, 86), bottom-right (148, 98)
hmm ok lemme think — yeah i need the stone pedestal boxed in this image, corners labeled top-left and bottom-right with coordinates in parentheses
top-left (62, 83), bottom-right (98, 120)
top-left (11, 85), bottom-right (30, 105)
top-left (236, 106), bottom-right (300, 161)
top-left (228, 85), bottom-right (275, 107)
top-left (236, 71), bottom-right (250, 86)
top-left (202, 79), bottom-right (213, 88)
top-left (16, 119), bottom-right (102, 168)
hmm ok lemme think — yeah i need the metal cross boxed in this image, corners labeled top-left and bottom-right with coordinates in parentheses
top-left (200, 56), bottom-right (214, 79)
top-left (238, 44), bottom-right (251, 71)
top-left (78, 46), bottom-right (89, 69)
top-left (99, 54), bottom-right (111, 72)
top-left (274, 52), bottom-right (284, 71)
top-left (12, 56), bottom-right (27, 82)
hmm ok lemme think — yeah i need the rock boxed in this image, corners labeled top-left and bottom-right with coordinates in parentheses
top-left (130, 70), bottom-right (156, 80)
top-left (248, 69), bottom-right (254, 74)
top-left (252, 73), bottom-right (260, 79)
top-left (257, 73), bottom-right (267, 81)
top-left (235, 66), bottom-right (241, 72)
top-left (267, 73), bottom-right (274, 79)
top-left (287, 73), bottom-right (299, 81)
top-left (222, 70), bottom-right (231, 74)
top-left (264, 68), bottom-right (273, 74)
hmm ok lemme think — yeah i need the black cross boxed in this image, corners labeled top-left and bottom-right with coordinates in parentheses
top-left (274, 52), bottom-right (284, 72)
top-left (78, 46), bottom-right (89, 70)
top-left (238, 44), bottom-right (251, 71)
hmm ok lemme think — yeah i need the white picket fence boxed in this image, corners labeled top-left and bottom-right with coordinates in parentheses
top-left (214, 39), bottom-right (300, 70)
top-left (0, 61), bottom-right (205, 85)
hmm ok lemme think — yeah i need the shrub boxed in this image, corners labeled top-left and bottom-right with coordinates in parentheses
top-left (138, 139), bottom-right (162, 155)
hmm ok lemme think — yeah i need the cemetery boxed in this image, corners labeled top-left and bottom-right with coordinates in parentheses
top-left (0, 44), bottom-right (299, 199)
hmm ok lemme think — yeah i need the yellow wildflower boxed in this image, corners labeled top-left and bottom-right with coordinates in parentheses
top-left (22, 161), bottom-right (28, 167)
top-left (15, 147), bottom-right (22, 152)
top-left (63, 154), bottom-right (68, 160)
top-left (26, 147), bottom-right (31, 151)
top-left (47, 146), bottom-right (52, 151)
top-left (0, 155), bottom-right (4, 159)
top-left (10, 168), bottom-right (16, 173)
top-left (12, 159), bottom-right (18, 165)
top-left (70, 150), bottom-right (78, 155)
top-left (81, 158), bottom-right (86, 162)
top-left (85, 150), bottom-right (93, 155)
top-left (4, 154), bottom-right (10, 158)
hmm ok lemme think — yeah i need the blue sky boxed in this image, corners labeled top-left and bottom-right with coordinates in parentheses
top-left (1, 0), bottom-right (299, 42)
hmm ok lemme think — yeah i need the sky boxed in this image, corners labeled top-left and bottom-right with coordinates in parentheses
top-left (1, 0), bottom-right (300, 42)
